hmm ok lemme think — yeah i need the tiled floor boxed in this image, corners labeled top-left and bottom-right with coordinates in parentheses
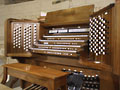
top-left (0, 84), bottom-right (12, 90)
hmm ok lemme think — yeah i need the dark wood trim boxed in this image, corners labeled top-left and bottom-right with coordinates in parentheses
top-left (1, 67), bottom-right (8, 84)
top-left (116, 0), bottom-right (120, 2)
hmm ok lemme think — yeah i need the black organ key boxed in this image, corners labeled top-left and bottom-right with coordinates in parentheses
top-left (94, 75), bottom-right (100, 82)
top-left (83, 75), bottom-right (87, 81)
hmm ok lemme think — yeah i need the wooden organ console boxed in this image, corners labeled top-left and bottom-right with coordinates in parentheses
top-left (2, 3), bottom-right (120, 90)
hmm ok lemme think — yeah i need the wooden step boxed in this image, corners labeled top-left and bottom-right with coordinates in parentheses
top-left (39, 40), bottom-right (88, 45)
top-left (43, 35), bottom-right (88, 40)
top-left (30, 48), bottom-right (79, 57)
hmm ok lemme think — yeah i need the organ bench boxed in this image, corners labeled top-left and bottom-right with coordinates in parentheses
top-left (1, 63), bottom-right (68, 90)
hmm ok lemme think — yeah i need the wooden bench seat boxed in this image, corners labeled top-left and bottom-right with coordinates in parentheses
top-left (1, 63), bottom-right (68, 90)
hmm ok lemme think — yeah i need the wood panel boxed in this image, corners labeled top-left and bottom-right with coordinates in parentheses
top-left (4, 19), bottom-right (12, 56)
top-left (45, 5), bottom-right (94, 26)
top-left (112, 2), bottom-right (120, 76)
top-left (18, 55), bottom-right (112, 72)
top-left (116, 0), bottom-right (120, 2)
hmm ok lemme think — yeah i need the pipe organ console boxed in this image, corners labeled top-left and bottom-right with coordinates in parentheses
top-left (3, 3), bottom-right (120, 90)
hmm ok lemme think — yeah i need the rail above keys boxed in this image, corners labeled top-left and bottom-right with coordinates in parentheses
top-left (43, 35), bottom-right (88, 40)
top-left (43, 35), bottom-right (88, 38)
top-left (39, 40), bottom-right (88, 45)
top-left (39, 40), bottom-right (87, 42)
top-left (30, 48), bottom-right (80, 57)
top-left (34, 44), bottom-right (85, 51)
top-left (35, 44), bottom-right (82, 48)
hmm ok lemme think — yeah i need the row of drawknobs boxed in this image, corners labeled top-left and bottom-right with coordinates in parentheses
top-left (12, 23), bottom-right (38, 51)
top-left (89, 11), bottom-right (109, 56)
